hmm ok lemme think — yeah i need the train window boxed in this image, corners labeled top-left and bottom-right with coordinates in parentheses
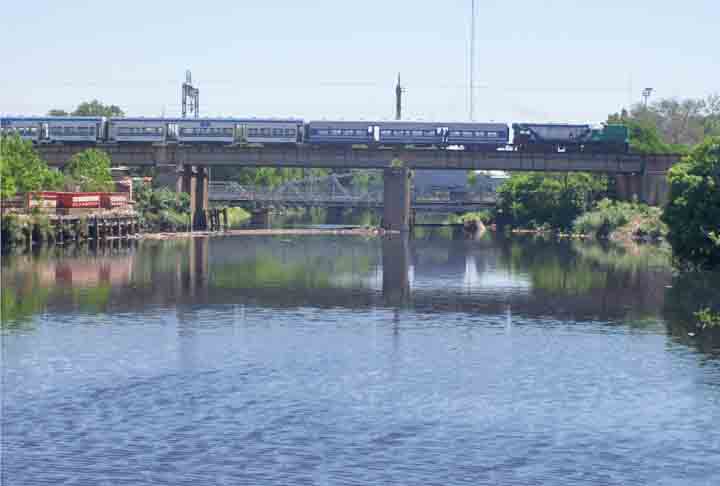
top-left (412, 130), bottom-right (423, 137)
top-left (261, 128), bottom-right (271, 136)
top-left (462, 131), bottom-right (473, 137)
top-left (272, 128), bottom-right (282, 136)
top-left (381, 130), bottom-right (391, 136)
top-left (487, 131), bottom-right (498, 137)
top-left (248, 128), bottom-right (259, 136)
top-left (423, 130), bottom-right (435, 136)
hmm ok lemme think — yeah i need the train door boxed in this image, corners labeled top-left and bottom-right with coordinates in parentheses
top-left (39, 122), bottom-right (50, 142)
top-left (369, 125), bottom-right (379, 143)
top-left (235, 124), bottom-right (247, 143)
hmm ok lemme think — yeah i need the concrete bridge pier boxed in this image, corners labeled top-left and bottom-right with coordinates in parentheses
top-left (327, 207), bottom-right (344, 225)
top-left (383, 167), bottom-right (412, 232)
top-left (615, 172), bottom-right (669, 206)
top-left (250, 208), bottom-right (272, 228)
top-left (615, 173), bottom-right (643, 203)
top-left (193, 166), bottom-right (209, 231)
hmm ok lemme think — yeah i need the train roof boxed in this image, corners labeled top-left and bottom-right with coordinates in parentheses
top-left (1, 116), bottom-right (104, 121)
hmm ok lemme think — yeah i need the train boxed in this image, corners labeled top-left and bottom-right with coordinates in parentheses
top-left (0, 116), bottom-right (629, 153)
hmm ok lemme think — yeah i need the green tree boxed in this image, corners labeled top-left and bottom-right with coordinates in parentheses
top-left (63, 148), bottom-right (114, 192)
top-left (495, 172), bottom-right (608, 231)
top-left (72, 100), bottom-right (124, 117)
top-left (47, 109), bottom-right (69, 116)
top-left (662, 137), bottom-right (720, 269)
top-left (0, 135), bottom-right (64, 198)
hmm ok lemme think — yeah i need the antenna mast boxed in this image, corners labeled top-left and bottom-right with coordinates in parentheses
top-left (395, 73), bottom-right (405, 120)
top-left (469, 0), bottom-right (476, 121)
top-left (181, 70), bottom-right (200, 118)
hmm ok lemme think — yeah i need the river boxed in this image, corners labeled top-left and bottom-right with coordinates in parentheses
top-left (2, 231), bottom-right (720, 485)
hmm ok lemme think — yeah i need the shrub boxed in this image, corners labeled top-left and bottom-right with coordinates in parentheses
top-left (663, 137), bottom-right (720, 269)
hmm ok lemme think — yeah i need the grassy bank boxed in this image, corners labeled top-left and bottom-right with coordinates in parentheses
top-left (573, 199), bottom-right (667, 242)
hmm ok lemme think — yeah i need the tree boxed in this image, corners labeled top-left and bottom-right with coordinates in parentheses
top-left (495, 172), bottom-right (609, 231)
top-left (72, 100), bottom-right (124, 118)
top-left (609, 94), bottom-right (719, 149)
top-left (63, 148), bottom-right (114, 192)
top-left (0, 135), bottom-right (64, 198)
top-left (47, 109), bottom-right (69, 117)
top-left (662, 137), bottom-right (720, 269)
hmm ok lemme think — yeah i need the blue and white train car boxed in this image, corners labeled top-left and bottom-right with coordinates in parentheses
top-left (46, 117), bottom-right (105, 143)
top-left (0, 117), bottom-right (45, 142)
top-left (107, 117), bottom-right (168, 143)
top-left (0, 117), bottom-right (104, 143)
top-left (176, 118), bottom-right (237, 143)
top-left (305, 121), bottom-right (374, 145)
top-left (377, 122), bottom-right (443, 146)
top-left (445, 123), bottom-right (509, 150)
top-left (241, 119), bottom-right (302, 144)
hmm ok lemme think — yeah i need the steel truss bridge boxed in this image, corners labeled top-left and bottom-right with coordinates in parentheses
top-left (208, 173), bottom-right (497, 213)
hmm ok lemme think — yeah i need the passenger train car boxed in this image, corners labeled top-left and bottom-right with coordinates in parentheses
top-left (0, 117), bottom-right (104, 143)
top-left (0, 116), bottom-right (630, 153)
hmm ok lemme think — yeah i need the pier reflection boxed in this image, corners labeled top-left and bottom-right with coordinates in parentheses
top-left (4, 232), bottom-right (715, 343)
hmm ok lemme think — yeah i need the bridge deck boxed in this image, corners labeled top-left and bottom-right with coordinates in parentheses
top-left (36, 143), bottom-right (680, 173)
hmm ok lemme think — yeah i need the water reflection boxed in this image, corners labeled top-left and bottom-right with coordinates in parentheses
top-left (2, 232), bottom-right (720, 353)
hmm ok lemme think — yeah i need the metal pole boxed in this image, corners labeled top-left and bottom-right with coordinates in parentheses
top-left (470, 0), bottom-right (476, 121)
top-left (395, 73), bottom-right (402, 121)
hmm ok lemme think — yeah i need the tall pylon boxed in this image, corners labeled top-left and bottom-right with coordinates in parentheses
top-left (395, 73), bottom-right (405, 121)
top-left (182, 70), bottom-right (200, 118)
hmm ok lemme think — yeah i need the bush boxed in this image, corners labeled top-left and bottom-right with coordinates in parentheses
top-left (496, 172), bottom-right (609, 231)
top-left (663, 137), bottom-right (720, 269)
top-left (573, 198), bottom-right (667, 240)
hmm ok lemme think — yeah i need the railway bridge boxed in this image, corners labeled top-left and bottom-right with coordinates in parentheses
top-left (36, 143), bottom-right (680, 231)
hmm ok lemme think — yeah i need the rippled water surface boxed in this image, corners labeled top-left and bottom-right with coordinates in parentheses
top-left (3, 233), bottom-right (720, 485)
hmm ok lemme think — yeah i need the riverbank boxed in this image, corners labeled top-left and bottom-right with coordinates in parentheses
top-left (140, 226), bottom-right (391, 240)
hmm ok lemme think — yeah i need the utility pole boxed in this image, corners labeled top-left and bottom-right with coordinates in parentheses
top-left (642, 87), bottom-right (653, 109)
top-left (182, 70), bottom-right (200, 118)
top-left (469, 0), bottom-right (476, 121)
top-left (395, 73), bottom-right (405, 120)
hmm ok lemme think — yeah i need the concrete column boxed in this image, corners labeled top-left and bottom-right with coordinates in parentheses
top-left (250, 208), bottom-right (271, 228)
top-left (327, 207), bottom-right (344, 225)
top-left (643, 173), bottom-right (669, 206)
top-left (383, 167), bottom-right (412, 232)
top-left (193, 166), bottom-right (209, 231)
top-left (182, 167), bottom-right (197, 230)
top-left (615, 173), bottom-right (642, 202)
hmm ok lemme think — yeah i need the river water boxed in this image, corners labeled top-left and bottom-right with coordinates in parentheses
top-left (2, 232), bottom-right (720, 485)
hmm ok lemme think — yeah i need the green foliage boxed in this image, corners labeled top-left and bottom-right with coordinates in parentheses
top-left (47, 109), bottom-right (69, 116)
top-left (663, 137), bottom-right (720, 269)
top-left (133, 183), bottom-right (191, 231)
top-left (495, 172), bottom-right (609, 231)
top-left (224, 207), bottom-right (251, 227)
top-left (694, 308), bottom-right (720, 330)
top-left (609, 94), bottom-right (719, 148)
top-left (390, 158), bottom-right (405, 168)
top-left (1, 135), bottom-right (64, 198)
top-left (63, 149), bottom-right (114, 192)
top-left (573, 199), bottom-right (667, 240)
top-left (72, 100), bottom-right (124, 117)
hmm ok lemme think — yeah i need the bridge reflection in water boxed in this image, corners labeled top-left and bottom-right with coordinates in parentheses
top-left (2, 232), bottom-right (688, 326)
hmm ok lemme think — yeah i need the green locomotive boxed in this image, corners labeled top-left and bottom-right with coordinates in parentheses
top-left (512, 123), bottom-right (629, 153)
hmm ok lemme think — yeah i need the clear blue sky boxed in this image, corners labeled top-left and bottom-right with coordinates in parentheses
top-left (1, 0), bottom-right (717, 123)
